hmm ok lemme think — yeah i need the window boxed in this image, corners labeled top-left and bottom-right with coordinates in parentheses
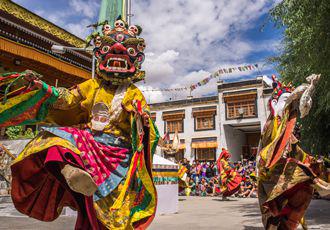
top-left (162, 110), bottom-right (185, 133)
top-left (192, 106), bottom-right (217, 131)
top-left (165, 120), bottom-right (184, 133)
top-left (226, 100), bottom-right (256, 119)
top-left (195, 116), bottom-right (215, 131)
top-left (195, 148), bottom-right (216, 161)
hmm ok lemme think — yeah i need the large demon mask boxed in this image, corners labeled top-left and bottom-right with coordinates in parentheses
top-left (92, 18), bottom-right (146, 84)
top-left (268, 74), bottom-right (320, 118)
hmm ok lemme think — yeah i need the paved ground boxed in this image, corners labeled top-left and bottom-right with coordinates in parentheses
top-left (0, 197), bottom-right (329, 229)
top-left (150, 197), bottom-right (330, 230)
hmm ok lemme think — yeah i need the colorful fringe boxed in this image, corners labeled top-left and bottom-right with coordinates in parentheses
top-left (153, 170), bottom-right (179, 185)
top-left (0, 73), bottom-right (58, 127)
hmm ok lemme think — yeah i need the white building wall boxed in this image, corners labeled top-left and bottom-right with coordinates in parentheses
top-left (223, 125), bottom-right (246, 161)
top-left (218, 81), bottom-right (272, 162)
top-left (152, 103), bottom-right (220, 161)
top-left (257, 87), bottom-right (269, 129)
top-left (152, 78), bottom-right (272, 163)
top-left (218, 91), bottom-right (226, 154)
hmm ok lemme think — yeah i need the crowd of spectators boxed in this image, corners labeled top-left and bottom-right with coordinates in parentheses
top-left (179, 158), bottom-right (258, 198)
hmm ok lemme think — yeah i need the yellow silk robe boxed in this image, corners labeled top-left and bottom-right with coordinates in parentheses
top-left (11, 78), bottom-right (159, 229)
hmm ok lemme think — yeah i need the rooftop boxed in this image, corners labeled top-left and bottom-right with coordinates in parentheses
top-left (150, 96), bottom-right (218, 110)
top-left (217, 76), bottom-right (267, 92)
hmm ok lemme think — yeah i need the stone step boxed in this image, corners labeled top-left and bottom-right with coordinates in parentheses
top-left (0, 195), bottom-right (11, 204)
top-left (0, 200), bottom-right (76, 217)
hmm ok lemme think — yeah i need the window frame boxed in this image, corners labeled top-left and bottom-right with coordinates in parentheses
top-left (225, 99), bottom-right (257, 120)
top-left (194, 148), bottom-right (216, 161)
top-left (164, 119), bottom-right (184, 134)
top-left (194, 115), bottom-right (216, 131)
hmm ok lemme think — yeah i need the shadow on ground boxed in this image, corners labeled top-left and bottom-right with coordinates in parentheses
top-left (212, 198), bottom-right (238, 202)
top-left (304, 199), bottom-right (330, 226)
top-left (235, 198), bottom-right (330, 229)
top-left (231, 199), bottom-right (263, 229)
top-left (243, 226), bottom-right (263, 230)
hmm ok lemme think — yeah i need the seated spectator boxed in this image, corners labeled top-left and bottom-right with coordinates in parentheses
top-left (183, 158), bottom-right (259, 198)
top-left (190, 164), bottom-right (197, 183)
top-left (187, 178), bottom-right (196, 196)
top-left (248, 181), bottom-right (258, 198)
top-left (206, 163), bottom-right (214, 179)
top-left (199, 178), bottom-right (208, 197)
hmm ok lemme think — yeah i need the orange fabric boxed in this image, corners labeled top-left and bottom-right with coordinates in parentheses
top-left (0, 37), bottom-right (90, 80)
top-left (267, 113), bottom-right (296, 168)
top-left (191, 141), bottom-right (218, 149)
top-left (264, 182), bottom-right (313, 229)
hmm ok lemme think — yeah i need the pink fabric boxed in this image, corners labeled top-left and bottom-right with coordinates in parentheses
top-left (59, 127), bottom-right (129, 186)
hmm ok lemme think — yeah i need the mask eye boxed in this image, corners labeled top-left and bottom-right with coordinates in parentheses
top-left (93, 115), bottom-right (100, 121)
top-left (127, 47), bottom-right (137, 56)
top-left (137, 42), bottom-right (146, 52)
top-left (101, 46), bottom-right (110, 53)
top-left (99, 117), bottom-right (108, 123)
top-left (115, 33), bottom-right (125, 42)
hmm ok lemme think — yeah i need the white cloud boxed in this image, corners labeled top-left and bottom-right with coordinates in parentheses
top-left (131, 0), bottom-right (279, 102)
top-left (143, 50), bottom-right (179, 85)
top-left (12, 0), bottom-right (99, 39)
top-left (12, 0), bottom-right (280, 102)
top-left (66, 19), bottom-right (94, 39)
top-left (68, 0), bottom-right (100, 19)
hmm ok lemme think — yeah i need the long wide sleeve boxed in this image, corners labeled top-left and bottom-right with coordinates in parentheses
top-left (45, 79), bottom-right (99, 126)
top-left (0, 81), bottom-right (58, 127)
top-left (0, 77), bottom-right (98, 127)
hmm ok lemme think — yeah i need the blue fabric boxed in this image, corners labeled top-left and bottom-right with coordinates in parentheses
top-left (91, 130), bottom-right (130, 149)
top-left (42, 127), bottom-right (77, 146)
top-left (93, 153), bottom-right (130, 201)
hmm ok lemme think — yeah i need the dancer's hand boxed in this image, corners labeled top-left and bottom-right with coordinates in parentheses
top-left (30, 79), bottom-right (43, 90)
top-left (23, 70), bottom-right (43, 90)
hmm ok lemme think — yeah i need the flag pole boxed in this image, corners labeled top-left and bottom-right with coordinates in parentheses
top-left (127, 0), bottom-right (132, 25)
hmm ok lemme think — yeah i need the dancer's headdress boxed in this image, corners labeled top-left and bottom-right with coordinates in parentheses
top-left (87, 15), bottom-right (146, 85)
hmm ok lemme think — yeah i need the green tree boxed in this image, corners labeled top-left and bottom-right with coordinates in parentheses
top-left (270, 0), bottom-right (330, 155)
top-left (5, 126), bottom-right (36, 139)
top-left (5, 126), bottom-right (23, 139)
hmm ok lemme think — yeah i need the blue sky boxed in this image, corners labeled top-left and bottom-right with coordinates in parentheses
top-left (13, 0), bottom-right (283, 102)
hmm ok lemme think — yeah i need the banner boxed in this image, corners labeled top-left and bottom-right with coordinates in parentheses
top-left (189, 64), bottom-right (259, 91)
top-left (142, 63), bottom-right (259, 92)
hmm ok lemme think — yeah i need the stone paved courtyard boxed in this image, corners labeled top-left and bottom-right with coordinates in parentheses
top-left (0, 197), bottom-right (329, 229)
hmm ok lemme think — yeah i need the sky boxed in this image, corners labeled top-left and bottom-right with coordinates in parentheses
top-left (13, 0), bottom-right (283, 103)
